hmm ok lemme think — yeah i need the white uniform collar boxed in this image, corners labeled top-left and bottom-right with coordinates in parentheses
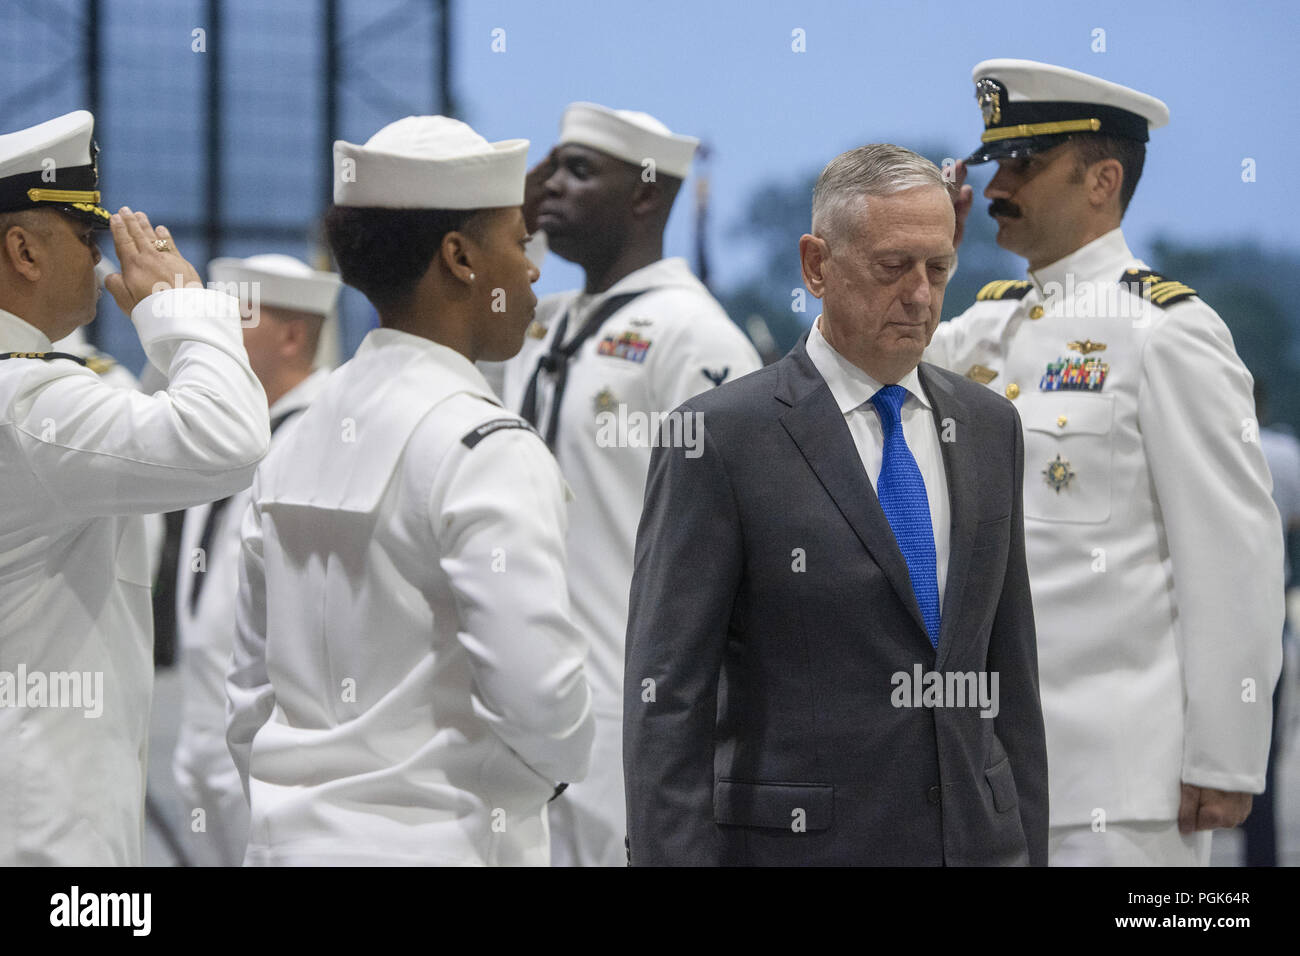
top-left (807, 317), bottom-right (930, 415)
top-left (1029, 227), bottom-right (1133, 294)
top-left (269, 366), bottom-right (331, 419)
top-left (599, 257), bottom-right (703, 297)
top-left (0, 307), bottom-right (54, 352)
top-left (357, 326), bottom-right (502, 406)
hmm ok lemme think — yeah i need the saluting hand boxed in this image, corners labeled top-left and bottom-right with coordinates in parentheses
top-left (104, 206), bottom-right (201, 315)
top-left (523, 148), bottom-right (558, 236)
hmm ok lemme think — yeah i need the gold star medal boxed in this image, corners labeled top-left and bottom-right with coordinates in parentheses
top-left (1043, 454), bottom-right (1075, 493)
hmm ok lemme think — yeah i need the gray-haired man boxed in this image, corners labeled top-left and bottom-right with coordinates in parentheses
top-left (623, 143), bottom-right (1047, 865)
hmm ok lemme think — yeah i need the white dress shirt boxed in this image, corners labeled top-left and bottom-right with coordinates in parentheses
top-left (926, 227), bottom-right (1283, 830)
top-left (227, 329), bottom-right (595, 866)
top-left (0, 291), bottom-right (269, 866)
top-left (492, 257), bottom-right (762, 867)
top-left (173, 366), bottom-right (330, 866)
top-left (806, 318), bottom-right (950, 609)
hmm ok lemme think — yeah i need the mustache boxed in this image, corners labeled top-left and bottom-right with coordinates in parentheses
top-left (988, 199), bottom-right (1021, 219)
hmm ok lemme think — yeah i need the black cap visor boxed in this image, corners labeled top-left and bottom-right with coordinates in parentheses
top-left (963, 132), bottom-right (1074, 166)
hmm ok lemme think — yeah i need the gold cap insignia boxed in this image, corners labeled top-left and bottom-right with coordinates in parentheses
top-left (976, 78), bottom-right (1002, 128)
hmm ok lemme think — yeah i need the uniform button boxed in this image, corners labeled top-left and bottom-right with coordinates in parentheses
top-left (1029, 305), bottom-right (1044, 319)
top-left (1057, 415), bottom-right (1067, 428)
top-left (1005, 383), bottom-right (1020, 400)
top-left (927, 786), bottom-right (941, 805)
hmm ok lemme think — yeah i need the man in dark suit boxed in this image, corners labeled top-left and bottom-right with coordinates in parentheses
top-left (623, 143), bottom-right (1047, 866)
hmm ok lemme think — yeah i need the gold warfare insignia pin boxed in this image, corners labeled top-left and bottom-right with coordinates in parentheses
top-left (629, 317), bottom-right (654, 328)
top-left (593, 386), bottom-right (617, 416)
top-left (1067, 339), bottom-right (1106, 355)
top-left (1043, 454), bottom-right (1075, 493)
top-left (965, 364), bottom-right (998, 385)
top-left (525, 320), bottom-right (548, 339)
top-left (976, 77), bottom-right (1002, 127)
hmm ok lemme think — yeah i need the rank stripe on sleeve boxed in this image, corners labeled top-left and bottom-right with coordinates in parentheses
top-left (975, 279), bottom-right (1033, 301)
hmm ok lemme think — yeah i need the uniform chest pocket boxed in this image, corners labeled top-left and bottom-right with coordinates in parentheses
top-left (1020, 393), bottom-right (1114, 525)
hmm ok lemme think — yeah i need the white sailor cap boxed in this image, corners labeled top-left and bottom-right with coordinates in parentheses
top-left (332, 116), bottom-right (529, 210)
top-left (0, 110), bottom-right (110, 228)
top-left (558, 102), bottom-right (699, 179)
top-left (207, 254), bottom-right (342, 316)
top-left (965, 59), bottom-right (1170, 165)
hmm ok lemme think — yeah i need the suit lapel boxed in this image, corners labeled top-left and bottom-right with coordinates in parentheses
top-left (917, 363), bottom-right (974, 668)
top-left (777, 337), bottom-right (930, 641)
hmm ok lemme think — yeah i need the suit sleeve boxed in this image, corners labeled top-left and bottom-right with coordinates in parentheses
top-left (9, 288), bottom-right (270, 518)
top-left (226, 475), bottom-right (272, 802)
top-left (984, 406), bottom-right (1049, 865)
top-left (624, 407), bottom-right (743, 865)
top-left (1138, 302), bottom-right (1284, 793)
top-left (434, 427), bottom-right (595, 784)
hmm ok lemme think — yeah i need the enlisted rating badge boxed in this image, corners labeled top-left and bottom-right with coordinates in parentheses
top-left (597, 331), bottom-right (652, 363)
top-left (1043, 454), bottom-right (1075, 493)
top-left (1040, 356), bottom-right (1108, 391)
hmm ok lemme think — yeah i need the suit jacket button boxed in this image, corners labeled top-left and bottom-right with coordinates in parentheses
top-left (927, 785), bottom-right (942, 805)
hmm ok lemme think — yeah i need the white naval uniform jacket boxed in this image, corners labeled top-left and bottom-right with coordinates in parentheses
top-left (926, 228), bottom-right (1284, 827)
top-left (226, 328), bottom-right (595, 866)
top-left (172, 367), bottom-right (329, 866)
top-left (499, 258), bottom-right (762, 719)
top-left (0, 290), bottom-right (271, 865)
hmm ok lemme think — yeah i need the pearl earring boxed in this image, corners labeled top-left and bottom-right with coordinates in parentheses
top-left (469, 272), bottom-right (476, 280)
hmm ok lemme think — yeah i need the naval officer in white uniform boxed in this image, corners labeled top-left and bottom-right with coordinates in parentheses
top-left (0, 111), bottom-right (270, 865)
top-left (926, 60), bottom-right (1283, 865)
top-left (494, 102), bottom-right (762, 866)
top-left (226, 116), bottom-right (595, 866)
top-left (174, 254), bottom-right (340, 866)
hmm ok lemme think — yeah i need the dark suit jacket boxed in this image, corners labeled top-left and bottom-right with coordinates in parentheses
top-left (623, 334), bottom-right (1047, 865)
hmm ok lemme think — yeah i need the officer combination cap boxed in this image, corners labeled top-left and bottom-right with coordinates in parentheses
top-left (964, 59), bottom-right (1170, 165)
top-left (0, 110), bottom-right (110, 228)
top-left (559, 102), bottom-right (699, 179)
top-left (207, 254), bottom-right (342, 316)
top-left (333, 116), bottom-right (529, 210)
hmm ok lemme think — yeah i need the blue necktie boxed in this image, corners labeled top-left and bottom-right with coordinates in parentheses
top-left (869, 384), bottom-right (941, 648)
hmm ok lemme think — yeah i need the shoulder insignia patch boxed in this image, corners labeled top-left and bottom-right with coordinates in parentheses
top-left (461, 417), bottom-right (541, 449)
top-left (975, 279), bottom-right (1032, 301)
top-left (1120, 268), bottom-right (1197, 308)
top-left (0, 351), bottom-right (88, 366)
